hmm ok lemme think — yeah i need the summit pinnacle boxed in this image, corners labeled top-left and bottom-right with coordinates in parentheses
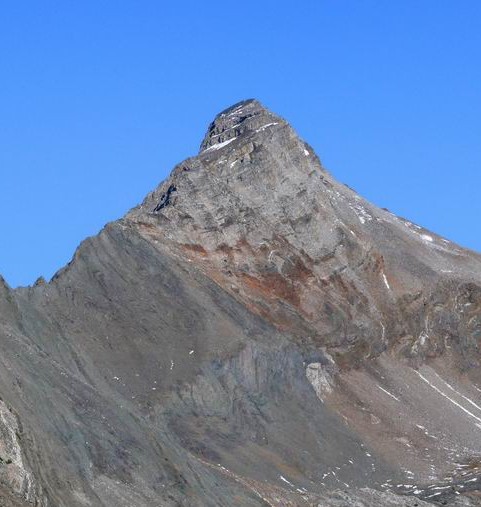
top-left (199, 98), bottom-right (285, 152)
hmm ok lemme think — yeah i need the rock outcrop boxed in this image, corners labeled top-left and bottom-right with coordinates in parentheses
top-left (0, 99), bottom-right (480, 505)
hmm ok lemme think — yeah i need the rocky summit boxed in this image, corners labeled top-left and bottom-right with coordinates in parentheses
top-left (1, 99), bottom-right (481, 506)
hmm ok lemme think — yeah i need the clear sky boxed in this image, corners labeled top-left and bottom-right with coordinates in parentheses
top-left (1, 1), bottom-right (480, 287)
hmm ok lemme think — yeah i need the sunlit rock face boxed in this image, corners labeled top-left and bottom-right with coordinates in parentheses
top-left (1, 99), bottom-right (481, 506)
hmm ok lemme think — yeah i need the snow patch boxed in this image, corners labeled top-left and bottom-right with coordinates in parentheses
top-left (349, 202), bottom-right (373, 224)
top-left (415, 370), bottom-right (481, 427)
top-left (202, 137), bottom-right (236, 152)
top-left (381, 272), bottom-right (391, 290)
top-left (279, 475), bottom-right (295, 488)
top-left (432, 371), bottom-right (481, 414)
top-left (378, 385), bottom-right (400, 402)
top-left (255, 122), bottom-right (279, 133)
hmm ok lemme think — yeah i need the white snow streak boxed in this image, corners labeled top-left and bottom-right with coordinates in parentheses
top-left (378, 385), bottom-right (400, 402)
top-left (381, 272), bottom-right (391, 290)
top-left (255, 122), bottom-right (279, 133)
top-left (432, 371), bottom-right (481, 414)
top-left (279, 475), bottom-right (295, 488)
top-left (202, 137), bottom-right (236, 152)
top-left (414, 370), bottom-right (481, 427)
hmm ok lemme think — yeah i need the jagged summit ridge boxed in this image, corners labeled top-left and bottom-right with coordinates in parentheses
top-left (198, 98), bottom-right (286, 152)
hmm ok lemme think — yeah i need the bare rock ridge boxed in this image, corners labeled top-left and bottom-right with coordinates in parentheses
top-left (198, 99), bottom-right (285, 152)
top-left (0, 100), bottom-right (481, 506)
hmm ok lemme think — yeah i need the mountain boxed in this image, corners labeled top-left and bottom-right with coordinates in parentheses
top-left (1, 99), bottom-right (480, 506)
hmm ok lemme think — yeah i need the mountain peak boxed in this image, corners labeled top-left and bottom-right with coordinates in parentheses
top-left (4, 101), bottom-right (481, 506)
top-left (218, 98), bottom-right (260, 115)
top-left (198, 99), bottom-right (285, 153)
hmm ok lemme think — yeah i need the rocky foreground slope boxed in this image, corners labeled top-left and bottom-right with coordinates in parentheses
top-left (1, 99), bottom-right (481, 506)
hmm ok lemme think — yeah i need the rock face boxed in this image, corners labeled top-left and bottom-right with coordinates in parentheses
top-left (1, 99), bottom-right (481, 506)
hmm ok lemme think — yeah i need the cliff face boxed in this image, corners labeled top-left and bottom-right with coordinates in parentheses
top-left (1, 100), bottom-right (481, 506)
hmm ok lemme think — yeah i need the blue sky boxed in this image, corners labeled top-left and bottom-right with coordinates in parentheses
top-left (1, 1), bottom-right (480, 287)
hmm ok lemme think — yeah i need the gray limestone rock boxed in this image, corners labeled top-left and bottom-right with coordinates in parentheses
top-left (0, 100), bottom-right (480, 505)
